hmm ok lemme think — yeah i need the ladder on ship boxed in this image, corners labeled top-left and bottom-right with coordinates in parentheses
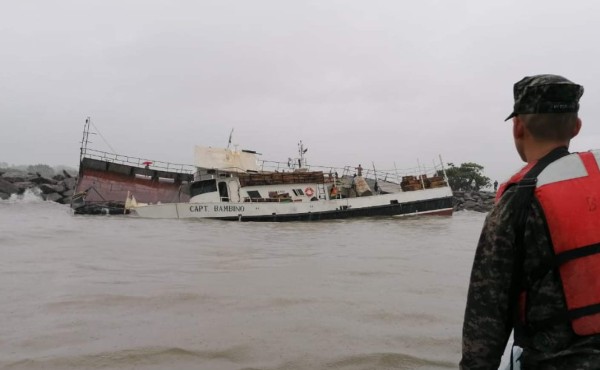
top-left (318, 183), bottom-right (327, 200)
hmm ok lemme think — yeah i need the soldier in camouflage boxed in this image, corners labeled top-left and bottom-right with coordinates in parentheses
top-left (460, 75), bottom-right (600, 369)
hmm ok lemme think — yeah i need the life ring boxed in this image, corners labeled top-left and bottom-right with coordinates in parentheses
top-left (305, 187), bottom-right (314, 197)
top-left (330, 186), bottom-right (338, 197)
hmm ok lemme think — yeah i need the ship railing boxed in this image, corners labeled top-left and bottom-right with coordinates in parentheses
top-left (81, 147), bottom-right (448, 185)
top-left (82, 148), bottom-right (196, 174)
top-left (257, 159), bottom-right (448, 185)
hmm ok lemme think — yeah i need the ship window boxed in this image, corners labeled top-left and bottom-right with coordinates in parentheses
top-left (247, 190), bottom-right (261, 199)
top-left (190, 179), bottom-right (217, 197)
top-left (292, 189), bottom-right (304, 196)
top-left (218, 182), bottom-right (229, 202)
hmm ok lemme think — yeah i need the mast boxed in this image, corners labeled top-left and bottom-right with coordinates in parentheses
top-left (439, 154), bottom-right (449, 185)
top-left (80, 117), bottom-right (92, 164)
top-left (298, 140), bottom-right (308, 168)
top-left (226, 128), bottom-right (234, 150)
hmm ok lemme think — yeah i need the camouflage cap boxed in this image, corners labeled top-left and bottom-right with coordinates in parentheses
top-left (505, 74), bottom-right (584, 121)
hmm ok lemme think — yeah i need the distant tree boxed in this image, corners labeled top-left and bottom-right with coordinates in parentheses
top-left (437, 162), bottom-right (491, 191)
top-left (27, 164), bottom-right (55, 178)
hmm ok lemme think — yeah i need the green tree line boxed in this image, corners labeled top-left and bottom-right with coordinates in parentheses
top-left (437, 162), bottom-right (491, 191)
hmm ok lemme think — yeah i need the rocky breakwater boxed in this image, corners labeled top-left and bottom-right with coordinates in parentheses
top-left (453, 190), bottom-right (496, 213)
top-left (0, 169), bottom-right (77, 204)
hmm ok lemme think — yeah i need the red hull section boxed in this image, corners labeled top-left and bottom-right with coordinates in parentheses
top-left (424, 208), bottom-right (453, 216)
top-left (72, 158), bottom-right (193, 214)
top-left (75, 169), bottom-right (191, 204)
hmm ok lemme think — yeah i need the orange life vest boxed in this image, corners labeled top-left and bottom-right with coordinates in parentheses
top-left (498, 150), bottom-right (600, 336)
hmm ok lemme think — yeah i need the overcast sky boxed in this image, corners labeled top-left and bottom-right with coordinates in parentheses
top-left (1, 0), bottom-right (599, 182)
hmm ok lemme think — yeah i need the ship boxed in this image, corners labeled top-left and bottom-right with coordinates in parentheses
top-left (125, 142), bottom-right (454, 221)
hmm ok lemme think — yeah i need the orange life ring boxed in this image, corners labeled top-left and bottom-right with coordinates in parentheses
top-left (330, 186), bottom-right (338, 197)
top-left (305, 187), bottom-right (314, 197)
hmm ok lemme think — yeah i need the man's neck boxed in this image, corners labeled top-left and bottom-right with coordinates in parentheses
top-left (525, 142), bottom-right (570, 163)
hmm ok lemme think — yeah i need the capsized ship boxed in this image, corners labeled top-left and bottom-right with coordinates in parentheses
top-left (126, 143), bottom-right (454, 221)
top-left (71, 119), bottom-right (195, 214)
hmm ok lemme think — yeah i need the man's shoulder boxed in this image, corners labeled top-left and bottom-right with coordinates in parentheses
top-left (486, 187), bottom-right (522, 225)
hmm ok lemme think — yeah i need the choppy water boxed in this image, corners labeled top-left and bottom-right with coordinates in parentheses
top-left (0, 192), bottom-right (485, 370)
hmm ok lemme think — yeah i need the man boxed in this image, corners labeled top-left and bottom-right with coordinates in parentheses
top-left (460, 74), bottom-right (600, 369)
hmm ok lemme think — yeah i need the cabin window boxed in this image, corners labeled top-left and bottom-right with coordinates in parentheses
top-left (218, 182), bottom-right (229, 202)
top-left (190, 179), bottom-right (217, 197)
top-left (247, 190), bottom-right (261, 199)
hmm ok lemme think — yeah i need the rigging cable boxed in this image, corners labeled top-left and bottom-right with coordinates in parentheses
top-left (90, 121), bottom-right (118, 154)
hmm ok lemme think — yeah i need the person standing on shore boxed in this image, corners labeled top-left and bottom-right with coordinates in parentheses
top-left (460, 74), bottom-right (600, 369)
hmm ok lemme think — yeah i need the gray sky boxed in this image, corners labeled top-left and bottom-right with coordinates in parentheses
top-left (1, 0), bottom-right (599, 183)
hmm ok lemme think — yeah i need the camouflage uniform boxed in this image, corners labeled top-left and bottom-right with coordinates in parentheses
top-left (461, 75), bottom-right (600, 369)
top-left (460, 181), bottom-right (600, 369)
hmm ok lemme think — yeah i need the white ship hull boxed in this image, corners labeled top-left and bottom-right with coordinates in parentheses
top-left (131, 186), bottom-right (453, 221)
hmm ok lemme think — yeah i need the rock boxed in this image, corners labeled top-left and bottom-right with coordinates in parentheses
top-left (2, 173), bottom-right (26, 182)
top-left (12, 181), bottom-right (35, 193)
top-left (63, 177), bottom-right (77, 189)
top-left (0, 168), bottom-right (78, 207)
top-left (57, 197), bottom-right (72, 205)
top-left (39, 183), bottom-right (67, 194)
top-left (61, 189), bottom-right (75, 197)
top-left (464, 200), bottom-right (478, 208)
top-left (0, 178), bottom-right (18, 194)
top-left (453, 189), bottom-right (496, 213)
top-left (57, 196), bottom-right (72, 205)
top-left (29, 176), bottom-right (57, 185)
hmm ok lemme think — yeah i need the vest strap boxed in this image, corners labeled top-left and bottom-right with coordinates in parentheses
top-left (556, 242), bottom-right (600, 265)
top-left (569, 303), bottom-right (600, 320)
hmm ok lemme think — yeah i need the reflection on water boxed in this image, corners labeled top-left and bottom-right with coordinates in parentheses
top-left (0, 199), bottom-right (485, 370)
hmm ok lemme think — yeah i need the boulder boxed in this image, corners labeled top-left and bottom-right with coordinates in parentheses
top-left (57, 196), bottom-right (72, 205)
top-left (29, 176), bottom-right (57, 185)
top-left (0, 192), bottom-right (10, 200)
top-left (2, 175), bottom-right (26, 183)
top-left (39, 183), bottom-right (67, 194)
top-left (61, 189), bottom-right (75, 197)
top-left (0, 178), bottom-right (18, 194)
top-left (12, 181), bottom-right (35, 193)
top-left (63, 177), bottom-right (77, 189)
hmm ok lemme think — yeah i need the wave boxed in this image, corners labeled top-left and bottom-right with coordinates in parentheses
top-left (2, 346), bottom-right (251, 370)
top-left (237, 352), bottom-right (456, 370)
top-left (1, 188), bottom-right (44, 203)
top-left (324, 352), bottom-right (456, 370)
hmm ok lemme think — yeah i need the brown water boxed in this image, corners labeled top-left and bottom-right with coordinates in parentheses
top-left (0, 193), bottom-right (484, 370)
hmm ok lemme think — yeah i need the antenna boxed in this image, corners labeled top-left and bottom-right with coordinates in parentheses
top-left (80, 117), bottom-right (92, 163)
top-left (298, 140), bottom-right (308, 168)
top-left (227, 128), bottom-right (234, 150)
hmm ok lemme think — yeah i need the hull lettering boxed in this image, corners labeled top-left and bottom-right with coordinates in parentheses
top-left (214, 205), bottom-right (245, 212)
top-left (189, 205), bottom-right (208, 212)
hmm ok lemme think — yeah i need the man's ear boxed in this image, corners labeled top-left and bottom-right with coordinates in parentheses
top-left (513, 117), bottom-right (525, 139)
top-left (572, 118), bottom-right (582, 138)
